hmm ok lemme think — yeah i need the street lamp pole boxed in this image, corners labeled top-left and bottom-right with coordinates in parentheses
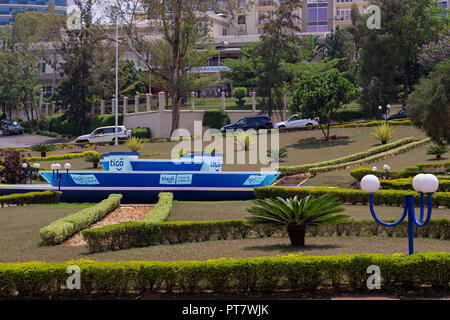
top-left (115, 20), bottom-right (119, 146)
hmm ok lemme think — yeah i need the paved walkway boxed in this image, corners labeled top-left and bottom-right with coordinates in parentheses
top-left (0, 133), bottom-right (71, 148)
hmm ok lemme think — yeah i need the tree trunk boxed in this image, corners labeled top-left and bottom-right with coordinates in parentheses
top-left (287, 224), bottom-right (306, 247)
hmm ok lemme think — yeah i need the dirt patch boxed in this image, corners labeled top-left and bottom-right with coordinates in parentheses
top-left (61, 205), bottom-right (153, 247)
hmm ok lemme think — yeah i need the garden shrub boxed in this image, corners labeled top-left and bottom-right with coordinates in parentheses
top-left (0, 252), bottom-right (448, 296)
top-left (331, 119), bottom-right (411, 128)
top-left (334, 109), bottom-right (366, 123)
top-left (233, 87), bottom-right (247, 107)
top-left (254, 186), bottom-right (450, 208)
top-left (47, 113), bottom-right (124, 136)
top-left (202, 109), bottom-right (231, 129)
top-left (82, 218), bottom-right (450, 253)
top-left (26, 150), bottom-right (99, 162)
top-left (0, 150), bottom-right (29, 184)
top-left (40, 194), bottom-right (122, 245)
top-left (131, 127), bottom-right (151, 139)
top-left (381, 178), bottom-right (450, 192)
top-left (0, 191), bottom-right (61, 207)
top-left (143, 192), bottom-right (173, 222)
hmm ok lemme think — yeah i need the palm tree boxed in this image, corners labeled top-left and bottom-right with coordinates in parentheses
top-left (245, 194), bottom-right (348, 247)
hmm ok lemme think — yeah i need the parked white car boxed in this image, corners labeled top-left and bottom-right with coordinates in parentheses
top-left (274, 115), bottom-right (319, 131)
top-left (76, 126), bottom-right (129, 143)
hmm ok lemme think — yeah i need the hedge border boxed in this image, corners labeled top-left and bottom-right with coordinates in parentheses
top-left (143, 192), bottom-right (174, 223)
top-left (0, 252), bottom-right (448, 296)
top-left (26, 151), bottom-right (99, 162)
top-left (0, 191), bottom-right (61, 206)
top-left (381, 178), bottom-right (450, 192)
top-left (39, 194), bottom-right (122, 245)
top-left (82, 218), bottom-right (450, 253)
top-left (254, 186), bottom-right (450, 208)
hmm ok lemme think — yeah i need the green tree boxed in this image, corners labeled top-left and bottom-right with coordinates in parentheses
top-left (56, 0), bottom-right (102, 134)
top-left (317, 26), bottom-right (355, 72)
top-left (407, 60), bottom-right (450, 146)
top-left (106, 0), bottom-right (239, 134)
top-left (0, 51), bottom-right (21, 119)
top-left (245, 195), bottom-right (348, 247)
top-left (289, 70), bottom-right (360, 140)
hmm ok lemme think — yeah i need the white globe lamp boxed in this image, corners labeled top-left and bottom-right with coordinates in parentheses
top-left (412, 173), bottom-right (426, 193)
top-left (361, 175), bottom-right (380, 194)
top-left (420, 174), bottom-right (439, 194)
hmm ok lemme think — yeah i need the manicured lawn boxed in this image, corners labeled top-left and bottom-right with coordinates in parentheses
top-left (1, 203), bottom-right (447, 263)
top-left (169, 201), bottom-right (450, 222)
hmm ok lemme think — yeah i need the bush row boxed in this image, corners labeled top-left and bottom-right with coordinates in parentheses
top-left (82, 218), bottom-right (450, 253)
top-left (143, 192), bottom-right (173, 223)
top-left (380, 178), bottom-right (450, 192)
top-left (43, 113), bottom-right (124, 136)
top-left (26, 151), bottom-right (99, 162)
top-left (0, 252), bottom-right (448, 296)
top-left (0, 191), bottom-right (61, 207)
top-left (331, 119), bottom-right (412, 128)
top-left (39, 194), bottom-right (122, 245)
top-left (279, 137), bottom-right (417, 176)
top-left (254, 186), bottom-right (450, 208)
top-left (350, 162), bottom-right (450, 182)
top-left (308, 139), bottom-right (430, 174)
top-left (131, 127), bottom-right (151, 139)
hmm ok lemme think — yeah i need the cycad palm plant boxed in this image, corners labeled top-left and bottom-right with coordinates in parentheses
top-left (245, 194), bottom-right (348, 247)
top-left (30, 144), bottom-right (57, 157)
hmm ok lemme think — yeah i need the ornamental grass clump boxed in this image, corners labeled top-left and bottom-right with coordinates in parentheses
top-left (30, 144), bottom-right (56, 157)
top-left (427, 145), bottom-right (448, 159)
top-left (245, 194), bottom-right (348, 247)
top-left (125, 136), bottom-right (144, 152)
top-left (372, 123), bottom-right (396, 144)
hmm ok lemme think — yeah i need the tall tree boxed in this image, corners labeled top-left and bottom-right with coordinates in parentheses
top-left (254, 0), bottom-right (302, 117)
top-left (407, 60), bottom-right (450, 146)
top-left (56, 0), bottom-right (101, 134)
top-left (106, 0), bottom-right (242, 134)
top-left (317, 26), bottom-right (355, 73)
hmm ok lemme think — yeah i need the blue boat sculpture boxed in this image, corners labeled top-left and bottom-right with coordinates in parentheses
top-left (0, 152), bottom-right (279, 203)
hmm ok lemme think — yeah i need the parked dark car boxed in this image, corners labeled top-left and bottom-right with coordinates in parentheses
top-left (220, 115), bottom-right (273, 133)
top-left (386, 109), bottom-right (408, 120)
top-left (1, 120), bottom-right (23, 135)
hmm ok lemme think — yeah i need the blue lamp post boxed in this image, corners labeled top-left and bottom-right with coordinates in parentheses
top-left (378, 104), bottom-right (391, 124)
top-left (372, 164), bottom-right (391, 179)
top-left (361, 173), bottom-right (439, 255)
top-left (22, 163), bottom-right (40, 184)
top-left (51, 163), bottom-right (71, 191)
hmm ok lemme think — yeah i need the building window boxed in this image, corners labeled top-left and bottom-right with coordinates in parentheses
top-left (222, 28), bottom-right (228, 36)
top-left (237, 15), bottom-right (246, 25)
top-left (307, 0), bottom-right (329, 32)
top-left (336, 8), bottom-right (350, 20)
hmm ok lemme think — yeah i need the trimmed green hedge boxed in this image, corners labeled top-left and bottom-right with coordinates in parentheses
top-left (39, 194), bottom-right (122, 245)
top-left (82, 218), bottom-right (450, 253)
top-left (26, 151), bottom-right (98, 162)
top-left (47, 113), bottom-right (124, 136)
top-left (131, 127), bottom-right (151, 139)
top-left (381, 178), bottom-right (450, 192)
top-left (279, 137), bottom-right (418, 176)
top-left (0, 252), bottom-right (448, 296)
top-left (331, 119), bottom-right (412, 128)
top-left (0, 191), bottom-right (61, 207)
top-left (202, 109), bottom-right (231, 129)
top-left (143, 192), bottom-right (173, 222)
top-left (254, 186), bottom-right (450, 208)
